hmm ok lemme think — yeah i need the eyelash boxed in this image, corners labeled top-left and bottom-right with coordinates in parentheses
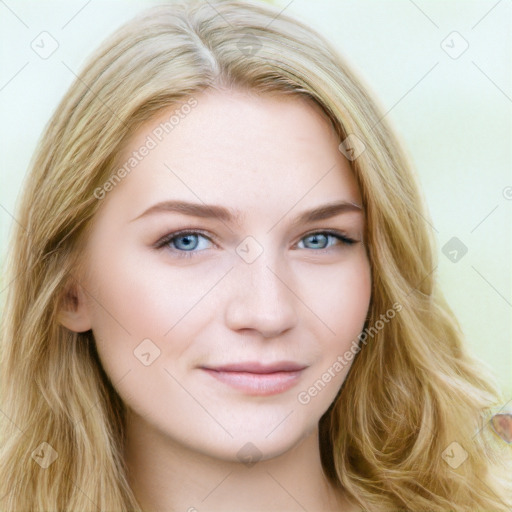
top-left (153, 229), bottom-right (357, 259)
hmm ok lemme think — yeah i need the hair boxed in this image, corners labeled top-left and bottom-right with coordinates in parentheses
top-left (1, 1), bottom-right (510, 510)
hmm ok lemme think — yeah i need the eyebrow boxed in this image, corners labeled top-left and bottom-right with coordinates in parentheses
top-left (131, 199), bottom-right (363, 227)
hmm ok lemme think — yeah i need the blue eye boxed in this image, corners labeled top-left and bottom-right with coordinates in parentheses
top-left (153, 230), bottom-right (214, 259)
top-left (170, 233), bottom-right (210, 251)
top-left (154, 229), bottom-right (356, 259)
top-left (297, 232), bottom-right (355, 250)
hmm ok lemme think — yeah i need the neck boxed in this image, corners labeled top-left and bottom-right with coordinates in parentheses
top-left (123, 410), bottom-right (358, 512)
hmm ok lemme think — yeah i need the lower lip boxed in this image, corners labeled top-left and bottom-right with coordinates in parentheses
top-left (201, 368), bottom-right (304, 396)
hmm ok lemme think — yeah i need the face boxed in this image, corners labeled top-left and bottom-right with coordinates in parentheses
top-left (69, 88), bottom-right (371, 462)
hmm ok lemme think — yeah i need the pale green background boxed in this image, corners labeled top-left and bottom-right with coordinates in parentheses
top-left (0, 1), bottom-right (510, 397)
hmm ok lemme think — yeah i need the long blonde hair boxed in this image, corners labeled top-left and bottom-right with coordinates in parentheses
top-left (1, 1), bottom-right (510, 510)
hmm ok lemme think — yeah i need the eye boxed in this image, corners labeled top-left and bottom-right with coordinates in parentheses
top-left (154, 230), bottom-right (214, 259)
top-left (296, 230), bottom-right (356, 250)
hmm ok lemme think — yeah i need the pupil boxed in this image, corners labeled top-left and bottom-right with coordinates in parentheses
top-left (310, 234), bottom-right (326, 248)
top-left (177, 235), bottom-right (196, 250)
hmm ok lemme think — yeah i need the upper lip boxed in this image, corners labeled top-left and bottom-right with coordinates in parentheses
top-left (201, 361), bottom-right (307, 374)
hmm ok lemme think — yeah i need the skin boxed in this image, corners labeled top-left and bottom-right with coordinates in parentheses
top-left (61, 88), bottom-right (370, 511)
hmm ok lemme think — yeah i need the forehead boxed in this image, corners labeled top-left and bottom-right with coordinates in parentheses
top-left (107, 88), bottom-right (361, 220)
top-left (120, 88), bottom-right (339, 159)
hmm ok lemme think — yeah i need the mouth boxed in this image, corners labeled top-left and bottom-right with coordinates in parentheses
top-left (199, 361), bottom-right (307, 396)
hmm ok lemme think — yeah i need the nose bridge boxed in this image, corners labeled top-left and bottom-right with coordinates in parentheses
top-left (224, 240), bottom-right (298, 337)
top-left (246, 253), bottom-right (287, 302)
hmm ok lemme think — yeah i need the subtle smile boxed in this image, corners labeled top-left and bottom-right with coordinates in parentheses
top-left (199, 361), bottom-right (307, 396)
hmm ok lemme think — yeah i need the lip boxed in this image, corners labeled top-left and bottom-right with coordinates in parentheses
top-left (200, 361), bottom-right (307, 396)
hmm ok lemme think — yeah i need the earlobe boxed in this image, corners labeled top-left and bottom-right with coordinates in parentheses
top-left (58, 280), bottom-right (92, 333)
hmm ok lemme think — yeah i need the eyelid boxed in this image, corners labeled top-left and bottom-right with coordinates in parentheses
top-left (152, 229), bottom-right (217, 250)
top-left (298, 228), bottom-right (357, 244)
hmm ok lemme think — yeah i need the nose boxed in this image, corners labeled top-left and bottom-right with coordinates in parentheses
top-left (223, 253), bottom-right (299, 338)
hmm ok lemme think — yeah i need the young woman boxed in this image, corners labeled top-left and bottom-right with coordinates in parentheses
top-left (1, 1), bottom-right (510, 511)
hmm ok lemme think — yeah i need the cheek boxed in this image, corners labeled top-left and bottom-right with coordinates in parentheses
top-left (298, 251), bottom-right (371, 343)
top-left (83, 246), bottom-right (228, 380)
top-left (85, 244), bottom-right (216, 335)
top-left (294, 255), bottom-right (371, 410)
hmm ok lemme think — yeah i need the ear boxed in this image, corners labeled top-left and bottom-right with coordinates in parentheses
top-left (58, 278), bottom-right (92, 333)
